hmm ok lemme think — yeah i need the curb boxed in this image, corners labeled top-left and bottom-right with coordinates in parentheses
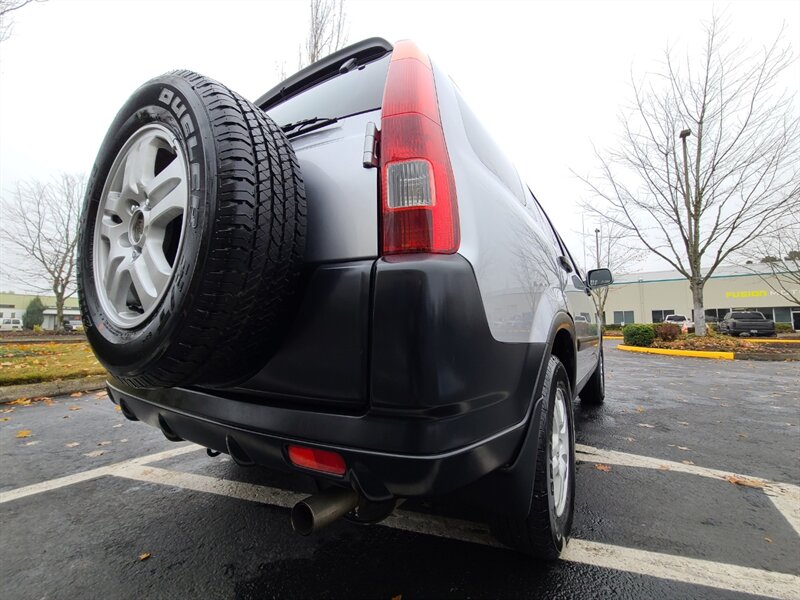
top-left (0, 376), bottom-right (107, 403)
top-left (746, 338), bottom-right (800, 344)
top-left (617, 345), bottom-right (734, 360)
top-left (604, 336), bottom-right (623, 340)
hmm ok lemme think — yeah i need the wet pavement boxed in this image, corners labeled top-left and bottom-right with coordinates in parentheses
top-left (1, 341), bottom-right (798, 599)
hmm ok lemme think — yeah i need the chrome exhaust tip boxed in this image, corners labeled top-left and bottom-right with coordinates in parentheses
top-left (291, 487), bottom-right (360, 535)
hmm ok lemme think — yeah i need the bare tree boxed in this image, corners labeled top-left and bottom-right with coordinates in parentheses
top-left (299, 0), bottom-right (348, 68)
top-left (583, 221), bottom-right (645, 325)
top-left (0, 0), bottom-right (43, 43)
top-left (577, 15), bottom-right (800, 335)
top-left (1, 174), bottom-right (84, 331)
top-left (741, 214), bottom-right (800, 306)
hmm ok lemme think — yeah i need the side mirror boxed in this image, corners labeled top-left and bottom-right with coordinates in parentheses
top-left (587, 268), bottom-right (613, 288)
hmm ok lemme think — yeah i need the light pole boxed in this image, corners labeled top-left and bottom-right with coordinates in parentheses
top-left (679, 128), bottom-right (692, 207)
top-left (594, 227), bottom-right (600, 269)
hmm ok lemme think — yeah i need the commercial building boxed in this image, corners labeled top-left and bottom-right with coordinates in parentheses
top-left (603, 265), bottom-right (799, 329)
top-left (0, 293), bottom-right (82, 330)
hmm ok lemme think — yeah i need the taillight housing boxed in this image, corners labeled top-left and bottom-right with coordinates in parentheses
top-left (379, 40), bottom-right (460, 255)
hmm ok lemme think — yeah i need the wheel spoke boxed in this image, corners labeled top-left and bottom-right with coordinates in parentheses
top-left (149, 181), bottom-right (186, 227)
top-left (99, 219), bottom-right (127, 247)
top-left (121, 135), bottom-right (158, 199)
top-left (105, 255), bottom-right (133, 312)
top-left (130, 256), bottom-right (159, 313)
top-left (145, 156), bottom-right (184, 203)
top-left (103, 191), bottom-right (127, 219)
top-left (142, 239), bottom-right (173, 293)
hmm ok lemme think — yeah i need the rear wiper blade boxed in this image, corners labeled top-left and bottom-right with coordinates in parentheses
top-left (281, 116), bottom-right (339, 137)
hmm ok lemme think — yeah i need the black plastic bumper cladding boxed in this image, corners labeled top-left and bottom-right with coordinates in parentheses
top-left (107, 253), bottom-right (547, 499)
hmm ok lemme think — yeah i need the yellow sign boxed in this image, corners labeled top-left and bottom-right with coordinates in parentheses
top-left (725, 290), bottom-right (768, 298)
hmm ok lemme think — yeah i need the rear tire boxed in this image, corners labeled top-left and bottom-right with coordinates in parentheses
top-left (78, 70), bottom-right (306, 388)
top-left (489, 356), bottom-right (575, 559)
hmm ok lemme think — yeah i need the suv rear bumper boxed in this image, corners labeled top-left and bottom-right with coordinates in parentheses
top-left (108, 254), bottom-right (545, 499)
top-left (108, 380), bottom-right (533, 499)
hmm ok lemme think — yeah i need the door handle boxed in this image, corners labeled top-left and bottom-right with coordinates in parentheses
top-left (558, 256), bottom-right (573, 273)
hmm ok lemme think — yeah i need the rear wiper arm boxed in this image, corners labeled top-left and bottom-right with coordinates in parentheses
top-left (281, 116), bottom-right (339, 138)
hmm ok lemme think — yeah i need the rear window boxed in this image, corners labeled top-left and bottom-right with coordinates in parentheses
top-left (731, 312), bottom-right (765, 320)
top-left (266, 54), bottom-right (391, 127)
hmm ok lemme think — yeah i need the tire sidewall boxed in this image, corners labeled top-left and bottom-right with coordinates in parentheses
top-left (78, 76), bottom-right (215, 377)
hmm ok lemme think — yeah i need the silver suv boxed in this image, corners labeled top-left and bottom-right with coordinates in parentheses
top-left (78, 38), bottom-right (612, 559)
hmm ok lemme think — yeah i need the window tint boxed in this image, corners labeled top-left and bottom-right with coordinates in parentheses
top-left (731, 312), bottom-right (765, 320)
top-left (266, 54), bottom-right (390, 126)
top-left (456, 91), bottom-right (526, 204)
top-left (652, 309), bottom-right (675, 323)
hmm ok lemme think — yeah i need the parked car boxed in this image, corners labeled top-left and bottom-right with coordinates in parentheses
top-left (718, 311), bottom-right (776, 337)
top-left (663, 313), bottom-right (694, 333)
top-left (77, 38), bottom-right (612, 559)
top-left (0, 318), bottom-right (23, 331)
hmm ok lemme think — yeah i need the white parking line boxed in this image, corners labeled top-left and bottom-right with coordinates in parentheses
top-left (0, 444), bottom-right (200, 504)
top-left (577, 444), bottom-right (800, 537)
top-left (113, 462), bottom-right (800, 600)
top-left (3, 443), bottom-right (799, 598)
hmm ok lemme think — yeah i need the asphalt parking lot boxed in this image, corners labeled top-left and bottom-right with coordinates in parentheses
top-left (1, 341), bottom-right (798, 600)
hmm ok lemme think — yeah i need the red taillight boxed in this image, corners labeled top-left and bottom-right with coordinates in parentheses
top-left (287, 445), bottom-right (346, 476)
top-left (380, 40), bottom-right (459, 255)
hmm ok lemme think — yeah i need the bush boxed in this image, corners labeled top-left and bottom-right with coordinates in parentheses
top-left (622, 323), bottom-right (656, 347)
top-left (604, 323), bottom-right (622, 331)
top-left (654, 323), bottom-right (682, 341)
top-left (22, 297), bottom-right (45, 330)
top-left (776, 323), bottom-right (793, 333)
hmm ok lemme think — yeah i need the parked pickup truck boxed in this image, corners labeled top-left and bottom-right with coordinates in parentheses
top-left (718, 311), bottom-right (776, 337)
top-left (77, 38), bottom-right (612, 559)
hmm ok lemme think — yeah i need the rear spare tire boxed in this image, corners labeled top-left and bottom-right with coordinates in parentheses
top-left (78, 70), bottom-right (306, 388)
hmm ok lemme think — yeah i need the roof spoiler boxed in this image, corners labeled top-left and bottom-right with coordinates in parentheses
top-left (256, 37), bottom-right (394, 110)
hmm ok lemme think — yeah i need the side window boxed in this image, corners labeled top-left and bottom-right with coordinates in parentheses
top-left (527, 191), bottom-right (561, 249)
top-left (456, 91), bottom-right (526, 205)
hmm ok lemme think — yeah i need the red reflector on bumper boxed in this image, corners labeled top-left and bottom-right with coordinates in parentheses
top-left (288, 445), bottom-right (346, 476)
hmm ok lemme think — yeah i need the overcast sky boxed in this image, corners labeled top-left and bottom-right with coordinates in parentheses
top-left (0, 0), bottom-right (798, 292)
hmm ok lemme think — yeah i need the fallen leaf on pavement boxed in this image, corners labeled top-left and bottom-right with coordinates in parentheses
top-left (98, 441), bottom-right (112, 446)
top-left (658, 464), bottom-right (670, 471)
top-left (724, 475), bottom-right (765, 489)
top-left (120, 438), bottom-right (128, 443)
top-left (16, 430), bottom-right (32, 438)
top-left (9, 398), bottom-right (31, 406)
top-left (114, 406), bottom-right (122, 411)
top-left (638, 423), bottom-right (655, 428)
top-left (682, 460), bottom-right (695, 465)
top-left (113, 424), bottom-right (123, 428)
top-left (83, 450), bottom-right (105, 458)
top-left (738, 433), bottom-right (748, 438)
top-left (95, 390), bottom-right (108, 399)
top-left (594, 464), bottom-right (611, 472)
top-left (65, 442), bottom-right (80, 448)
top-left (764, 537), bottom-right (773, 543)
top-left (677, 421), bottom-right (689, 425)
top-left (69, 392), bottom-right (83, 398)
top-left (625, 437), bottom-right (636, 442)
top-left (138, 552), bottom-right (151, 561)
top-left (635, 407), bottom-right (645, 413)
top-left (0, 407), bottom-right (14, 413)
top-left (68, 406), bottom-right (81, 411)
top-left (0, 417), bottom-right (9, 422)
top-left (677, 446), bottom-right (690, 451)
top-left (24, 441), bottom-right (39, 446)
